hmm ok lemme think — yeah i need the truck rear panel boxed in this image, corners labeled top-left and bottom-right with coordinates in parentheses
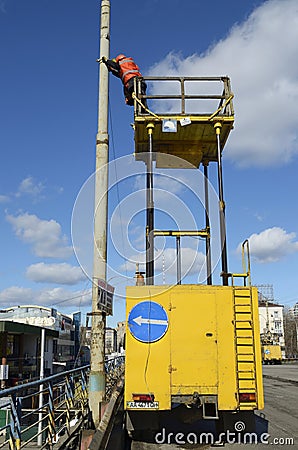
top-left (125, 284), bottom-right (264, 413)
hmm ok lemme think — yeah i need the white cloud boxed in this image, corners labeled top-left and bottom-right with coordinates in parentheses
top-left (156, 247), bottom-right (205, 278)
top-left (148, 0), bottom-right (298, 167)
top-left (254, 212), bottom-right (264, 222)
top-left (0, 286), bottom-right (33, 305)
top-left (127, 224), bottom-right (145, 251)
top-left (26, 262), bottom-right (86, 285)
top-left (6, 212), bottom-right (73, 258)
top-left (238, 227), bottom-right (298, 263)
top-left (0, 194), bottom-right (10, 203)
top-left (0, 286), bottom-right (91, 309)
top-left (0, 0), bottom-right (7, 13)
top-left (134, 173), bottom-right (185, 194)
top-left (16, 176), bottom-right (45, 198)
top-left (120, 246), bottom-right (205, 279)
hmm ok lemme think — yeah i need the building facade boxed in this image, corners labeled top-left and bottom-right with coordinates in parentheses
top-left (258, 301), bottom-right (285, 355)
top-left (116, 321), bottom-right (126, 352)
top-left (105, 327), bottom-right (117, 354)
top-left (0, 305), bottom-right (76, 376)
top-left (81, 325), bottom-right (119, 358)
top-left (289, 302), bottom-right (298, 319)
top-left (0, 321), bottom-right (58, 385)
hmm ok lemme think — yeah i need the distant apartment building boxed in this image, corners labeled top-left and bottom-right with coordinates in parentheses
top-left (289, 302), bottom-right (298, 319)
top-left (116, 321), bottom-right (126, 352)
top-left (81, 325), bottom-right (118, 357)
top-left (258, 301), bottom-right (285, 352)
top-left (105, 328), bottom-right (117, 354)
top-left (0, 305), bottom-right (77, 380)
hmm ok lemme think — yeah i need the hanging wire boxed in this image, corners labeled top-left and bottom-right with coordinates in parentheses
top-left (108, 99), bottom-right (129, 280)
top-left (50, 290), bottom-right (91, 306)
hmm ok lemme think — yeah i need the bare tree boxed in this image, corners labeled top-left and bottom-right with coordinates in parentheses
top-left (283, 307), bottom-right (298, 358)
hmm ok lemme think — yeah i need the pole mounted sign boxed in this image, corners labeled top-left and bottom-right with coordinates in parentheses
top-left (97, 278), bottom-right (114, 315)
top-left (128, 301), bottom-right (169, 343)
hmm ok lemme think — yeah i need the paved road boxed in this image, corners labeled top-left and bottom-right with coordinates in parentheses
top-left (131, 364), bottom-right (298, 449)
top-left (224, 373), bottom-right (297, 449)
top-left (262, 362), bottom-right (298, 382)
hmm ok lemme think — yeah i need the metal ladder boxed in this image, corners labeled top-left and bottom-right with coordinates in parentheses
top-left (231, 240), bottom-right (258, 409)
top-left (233, 286), bottom-right (258, 409)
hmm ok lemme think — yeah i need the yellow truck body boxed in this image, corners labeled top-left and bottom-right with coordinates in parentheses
top-left (262, 344), bottom-right (282, 364)
top-left (125, 284), bottom-right (264, 413)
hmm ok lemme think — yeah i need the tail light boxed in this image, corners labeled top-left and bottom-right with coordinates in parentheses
top-left (239, 393), bottom-right (256, 402)
top-left (132, 393), bottom-right (155, 402)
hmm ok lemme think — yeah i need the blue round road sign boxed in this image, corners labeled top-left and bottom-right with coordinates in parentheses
top-left (128, 301), bottom-right (168, 343)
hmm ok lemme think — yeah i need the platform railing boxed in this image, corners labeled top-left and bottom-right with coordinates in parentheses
top-left (134, 76), bottom-right (234, 117)
top-left (230, 239), bottom-right (252, 287)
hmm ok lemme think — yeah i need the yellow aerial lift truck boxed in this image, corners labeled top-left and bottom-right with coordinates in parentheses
top-left (124, 76), bottom-right (267, 442)
top-left (262, 343), bottom-right (282, 364)
top-left (261, 301), bottom-right (282, 364)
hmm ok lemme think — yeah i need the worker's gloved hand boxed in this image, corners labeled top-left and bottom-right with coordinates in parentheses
top-left (101, 56), bottom-right (107, 63)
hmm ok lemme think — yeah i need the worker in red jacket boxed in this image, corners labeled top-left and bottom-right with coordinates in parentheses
top-left (101, 54), bottom-right (147, 108)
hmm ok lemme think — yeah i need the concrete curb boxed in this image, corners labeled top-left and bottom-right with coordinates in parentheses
top-left (263, 374), bottom-right (298, 386)
top-left (88, 379), bottom-right (124, 450)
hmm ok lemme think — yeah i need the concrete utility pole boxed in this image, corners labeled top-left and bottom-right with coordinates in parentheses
top-left (37, 328), bottom-right (45, 446)
top-left (89, 0), bottom-right (110, 428)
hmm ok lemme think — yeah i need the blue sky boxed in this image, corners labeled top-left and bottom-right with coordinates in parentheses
top-left (0, 0), bottom-right (298, 328)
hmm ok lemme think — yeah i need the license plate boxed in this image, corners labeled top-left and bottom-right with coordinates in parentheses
top-left (126, 401), bottom-right (159, 409)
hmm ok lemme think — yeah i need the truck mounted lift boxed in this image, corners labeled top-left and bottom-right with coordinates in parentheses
top-left (124, 76), bottom-right (266, 441)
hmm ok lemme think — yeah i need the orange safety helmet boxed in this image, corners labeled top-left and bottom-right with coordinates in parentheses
top-left (115, 54), bottom-right (126, 62)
